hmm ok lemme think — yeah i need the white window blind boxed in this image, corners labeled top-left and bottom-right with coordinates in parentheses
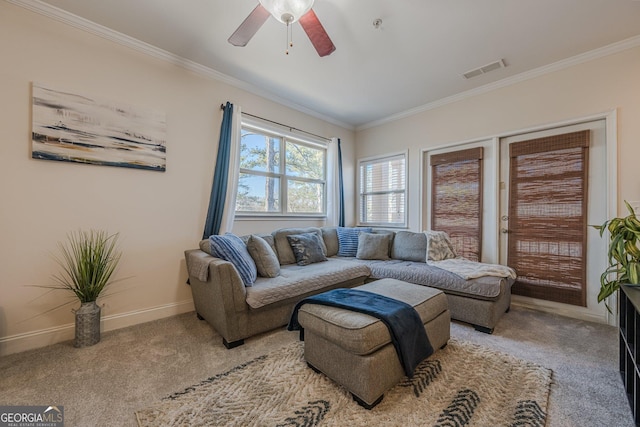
top-left (359, 153), bottom-right (407, 227)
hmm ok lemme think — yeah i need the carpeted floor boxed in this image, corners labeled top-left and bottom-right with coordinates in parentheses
top-left (135, 339), bottom-right (552, 426)
top-left (0, 305), bottom-right (634, 426)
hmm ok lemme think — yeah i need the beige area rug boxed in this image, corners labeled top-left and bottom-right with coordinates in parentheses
top-left (136, 339), bottom-right (552, 427)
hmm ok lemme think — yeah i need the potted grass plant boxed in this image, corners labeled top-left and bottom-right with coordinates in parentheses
top-left (593, 201), bottom-right (640, 312)
top-left (50, 229), bottom-right (122, 347)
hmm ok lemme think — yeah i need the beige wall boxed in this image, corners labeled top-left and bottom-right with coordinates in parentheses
top-left (355, 45), bottom-right (640, 323)
top-left (0, 2), bottom-right (355, 355)
top-left (4, 1), bottom-right (637, 353)
top-left (357, 46), bottom-right (640, 227)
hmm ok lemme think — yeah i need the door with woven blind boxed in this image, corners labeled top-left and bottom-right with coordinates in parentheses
top-left (497, 119), bottom-right (614, 308)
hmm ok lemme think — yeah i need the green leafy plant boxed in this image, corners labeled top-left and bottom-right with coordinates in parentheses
top-left (51, 230), bottom-right (122, 303)
top-left (593, 201), bottom-right (640, 311)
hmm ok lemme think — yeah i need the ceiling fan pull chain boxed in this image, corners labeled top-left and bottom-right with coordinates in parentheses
top-left (286, 22), bottom-right (292, 55)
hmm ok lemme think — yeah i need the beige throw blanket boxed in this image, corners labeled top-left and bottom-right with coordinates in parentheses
top-left (429, 258), bottom-right (517, 280)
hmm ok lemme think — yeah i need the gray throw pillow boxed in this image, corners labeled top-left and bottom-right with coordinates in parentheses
top-left (391, 231), bottom-right (428, 262)
top-left (273, 227), bottom-right (326, 265)
top-left (240, 233), bottom-right (278, 256)
top-left (321, 227), bottom-right (339, 257)
top-left (286, 233), bottom-right (328, 266)
top-left (337, 227), bottom-right (373, 257)
top-left (356, 233), bottom-right (391, 260)
top-left (246, 235), bottom-right (280, 278)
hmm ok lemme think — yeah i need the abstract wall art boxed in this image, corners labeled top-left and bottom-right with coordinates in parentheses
top-left (31, 83), bottom-right (167, 172)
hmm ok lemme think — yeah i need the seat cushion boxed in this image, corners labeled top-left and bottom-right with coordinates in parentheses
top-left (346, 258), bottom-right (508, 300)
top-left (298, 279), bottom-right (448, 356)
top-left (245, 259), bottom-right (370, 309)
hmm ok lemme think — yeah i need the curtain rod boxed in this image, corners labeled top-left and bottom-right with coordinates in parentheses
top-left (220, 104), bottom-right (331, 142)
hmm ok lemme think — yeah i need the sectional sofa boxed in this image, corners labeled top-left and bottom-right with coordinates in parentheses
top-left (184, 226), bottom-right (515, 348)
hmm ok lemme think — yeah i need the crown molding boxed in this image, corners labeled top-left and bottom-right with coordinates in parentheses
top-left (6, 0), bottom-right (354, 131)
top-left (357, 35), bottom-right (640, 131)
top-left (9, 0), bottom-right (638, 133)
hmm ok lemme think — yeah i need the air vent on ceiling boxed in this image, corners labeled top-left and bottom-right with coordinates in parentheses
top-left (463, 59), bottom-right (506, 79)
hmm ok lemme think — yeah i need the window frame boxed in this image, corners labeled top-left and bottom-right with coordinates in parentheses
top-left (235, 119), bottom-right (328, 218)
top-left (357, 151), bottom-right (408, 228)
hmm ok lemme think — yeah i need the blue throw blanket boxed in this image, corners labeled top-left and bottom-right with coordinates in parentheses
top-left (288, 288), bottom-right (433, 377)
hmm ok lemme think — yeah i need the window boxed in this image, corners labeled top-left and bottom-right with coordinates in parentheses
top-left (430, 147), bottom-right (483, 261)
top-left (236, 123), bottom-right (326, 216)
top-left (359, 153), bottom-right (407, 227)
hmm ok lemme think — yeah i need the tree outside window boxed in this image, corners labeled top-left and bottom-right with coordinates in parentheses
top-left (236, 125), bottom-right (326, 216)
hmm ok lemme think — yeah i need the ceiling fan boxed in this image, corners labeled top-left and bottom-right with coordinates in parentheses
top-left (228, 0), bottom-right (336, 57)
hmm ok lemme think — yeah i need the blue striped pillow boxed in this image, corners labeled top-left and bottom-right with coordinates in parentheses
top-left (209, 233), bottom-right (257, 286)
top-left (337, 227), bottom-right (373, 257)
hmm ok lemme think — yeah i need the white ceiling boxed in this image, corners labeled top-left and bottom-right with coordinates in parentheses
top-left (24, 0), bottom-right (640, 128)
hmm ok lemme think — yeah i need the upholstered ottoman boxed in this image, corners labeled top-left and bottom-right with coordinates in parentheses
top-left (296, 278), bottom-right (450, 409)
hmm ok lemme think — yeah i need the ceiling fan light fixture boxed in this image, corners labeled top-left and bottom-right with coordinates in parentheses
top-left (259, 0), bottom-right (314, 24)
top-left (229, 0), bottom-right (334, 57)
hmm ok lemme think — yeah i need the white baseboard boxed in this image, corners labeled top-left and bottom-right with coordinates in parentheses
top-left (0, 300), bottom-right (195, 356)
top-left (511, 296), bottom-right (612, 325)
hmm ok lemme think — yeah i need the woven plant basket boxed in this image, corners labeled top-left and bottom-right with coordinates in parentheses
top-left (74, 301), bottom-right (101, 348)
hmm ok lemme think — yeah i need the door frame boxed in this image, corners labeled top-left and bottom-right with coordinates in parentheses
top-left (498, 111), bottom-right (618, 325)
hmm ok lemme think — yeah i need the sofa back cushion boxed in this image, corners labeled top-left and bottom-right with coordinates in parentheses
top-left (208, 233), bottom-right (257, 286)
top-left (246, 235), bottom-right (281, 278)
top-left (272, 227), bottom-right (326, 265)
top-left (391, 231), bottom-right (427, 262)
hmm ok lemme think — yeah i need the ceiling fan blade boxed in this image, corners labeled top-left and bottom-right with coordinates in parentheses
top-left (228, 4), bottom-right (271, 47)
top-left (299, 9), bottom-right (336, 57)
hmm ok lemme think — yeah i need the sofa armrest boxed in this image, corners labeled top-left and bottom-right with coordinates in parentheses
top-left (184, 249), bottom-right (248, 342)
